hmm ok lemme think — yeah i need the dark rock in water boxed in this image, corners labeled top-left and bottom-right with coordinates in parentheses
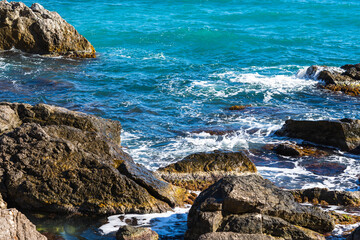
top-left (157, 150), bottom-right (257, 191)
top-left (291, 188), bottom-right (360, 207)
top-left (116, 225), bottom-right (159, 240)
top-left (185, 175), bottom-right (334, 240)
top-left (303, 161), bottom-right (346, 176)
top-left (0, 102), bottom-right (186, 215)
top-left (198, 232), bottom-right (278, 240)
top-left (304, 64), bottom-right (360, 96)
top-left (276, 119), bottom-right (360, 153)
top-left (0, 1), bottom-right (95, 58)
top-left (347, 225), bottom-right (360, 240)
top-left (228, 105), bottom-right (251, 111)
top-left (271, 143), bottom-right (330, 158)
top-left (0, 208), bottom-right (47, 240)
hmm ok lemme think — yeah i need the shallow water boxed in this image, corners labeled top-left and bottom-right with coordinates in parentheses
top-left (3, 0), bottom-right (360, 239)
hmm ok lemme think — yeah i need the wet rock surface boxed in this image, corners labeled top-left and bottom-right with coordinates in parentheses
top-left (347, 225), bottom-right (360, 240)
top-left (157, 150), bottom-right (257, 191)
top-left (276, 119), bottom-right (360, 153)
top-left (198, 232), bottom-right (279, 240)
top-left (0, 102), bottom-right (186, 215)
top-left (116, 225), bottom-right (159, 240)
top-left (305, 64), bottom-right (360, 96)
top-left (291, 188), bottom-right (360, 207)
top-left (271, 143), bottom-right (330, 158)
top-left (0, 1), bottom-right (95, 58)
top-left (0, 208), bottom-right (47, 240)
top-left (185, 175), bottom-right (334, 240)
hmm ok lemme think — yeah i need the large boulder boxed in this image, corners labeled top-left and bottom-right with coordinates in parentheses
top-left (0, 102), bottom-right (186, 215)
top-left (0, 1), bottom-right (95, 58)
top-left (198, 232), bottom-right (278, 240)
top-left (0, 208), bottom-right (47, 240)
top-left (304, 64), bottom-right (360, 96)
top-left (185, 175), bottom-right (334, 240)
top-left (275, 119), bottom-right (360, 153)
top-left (157, 151), bottom-right (257, 191)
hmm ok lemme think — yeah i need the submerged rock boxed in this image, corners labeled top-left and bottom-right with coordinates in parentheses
top-left (116, 225), bottom-right (159, 240)
top-left (0, 102), bottom-right (186, 215)
top-left (0, 1), bottom-right (95, 58)
top-left (276, 119), bottom-right (360, 153)
top-left (157, 151), bottom-right (257, 191)
top-left (304, 64), bottom-right (360, 96)
top-left (271, 143), bottom-right (330, 158)
top-left (185, 175), bottom-right (334, 240)
top-left (0, 208), bottom-right (47, 240)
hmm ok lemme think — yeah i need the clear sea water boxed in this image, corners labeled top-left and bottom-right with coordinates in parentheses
top-left (3, 0), bottom-right (360, 239)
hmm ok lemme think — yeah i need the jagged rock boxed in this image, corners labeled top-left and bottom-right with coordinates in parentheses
top-left (0, 208), bottom-right (47, 240)
top-left (304, 64), bottom-right (360, 96)
top-left (0, 1), bottom-right (95, 58)
top-left (271, 143), bottom-right (330, 158)
top-left (198, 232), bottom-right (279, 240)
top-left (291, 188), bottom-right (360, 206)
top-left (157, 151), bottom-right (257, 191)
top-left (185, 175), bottom-right (334, 240)
top-left (275, 119), bottom-right (360, 153)
top-left (116, 226), bottom-right (159, 240)
top-left (0, 102), bottom-right (186, 215)
top-left (0, 193), bottom-right (6, 209)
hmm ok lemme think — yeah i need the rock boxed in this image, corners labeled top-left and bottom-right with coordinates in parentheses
top-left (185, 175), bottom-right (334, 240)
top-left (271, 143), bottom-right (330, 158)
top-left (275, 119), bottom-right (360, 153)
top-left (304, 64), bottom-right (360, 96)
top-left (116, 226), bottom-right (158, 240)
top-left (228, 105), bottom-right (251, 111)
top-left (0, 193), bottom-right (6, 209)
top-left (0, 208), bottom-right (47, 240)
top-left (291, 188), bottom-right (360, 206)
top-left (330, 211), bottom-right (360, 225)
top-left (303, 161), bottom-right (346, 176)
top-left (0, 1), bottom-right (95, 58)
top-left (157, 151), bottom-right (257, 191)
top-left (0, 102), bottom-right (186, 215)
top-left (198, 232), bottom-right (278, 240)
top-left (347, 225), bottom-right (360, 240)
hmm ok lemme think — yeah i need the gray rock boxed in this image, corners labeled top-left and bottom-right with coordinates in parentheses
top-left (0, 1), bottom-right (95, 58)
top-left (0, 208), bottom-right (46, 240)
top-left (185, 175), bottom-right (334, 240)
top-left (275, 118), bottom-right (360, 153)
top-left (116, 225), bottom-right (158, 240)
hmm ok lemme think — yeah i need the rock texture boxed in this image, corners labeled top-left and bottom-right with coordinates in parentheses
top-left (0, 102), bottom-right (186, 215)
top-left (291, 188), bottom-right (360, 206)
top-left (0, 208), bottom-right (47, 240)
top-left (157, 151), bottom-right (257, 191)
top-left (305, 64), bottom-right (360, 96)
top-left (0, 193), bottom-right (6, 209)
top-left (347, 225), bottom-right (360, 240)
top-left (0, 1), bottom-right (95, 58)
top-left (116, 226), bottom-right (159, 240)
top-left (276, 119), bottom-right (360, 153)
top-left (185, 175), bottom-right (334, 240)
top-left (198, 232), bottom-right (278, 240)
top-left (271, 143), bottom-right (330, 158)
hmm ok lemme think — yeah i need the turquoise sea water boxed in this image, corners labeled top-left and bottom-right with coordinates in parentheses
top-left (2, 0), bottom-right (360, 239)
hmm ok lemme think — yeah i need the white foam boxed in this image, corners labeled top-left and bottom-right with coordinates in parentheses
top-left (99, 206), bottom-right (190, 235)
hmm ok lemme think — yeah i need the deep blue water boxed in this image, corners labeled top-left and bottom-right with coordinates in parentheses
top-left (2, 0), bottom-right (360, 239)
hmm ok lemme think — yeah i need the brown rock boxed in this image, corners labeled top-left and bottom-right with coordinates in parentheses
top-left (185, 175), bottom-right (334, 240)
top-left (0, 1), bottom-right (95, 58)
top-left (157, 151), bottom-right (257, 191)
top-left (198, 232), bottom-right (279, 240)
top-left (272, 143), bottom-right (330, 158)
top-left (0, 208), bottom-right (47, 240)
top-left (0, 102), bottom-right (186, 215)
top-left (275, 119), bottom-right (360, 153)
top-left (228, 105), bottom-right (251, 111)
top-left (116, 226), bottom-right (158, 240)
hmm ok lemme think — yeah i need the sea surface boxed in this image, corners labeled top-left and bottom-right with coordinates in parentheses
top-left (2, 0), bottom-right (360, 239)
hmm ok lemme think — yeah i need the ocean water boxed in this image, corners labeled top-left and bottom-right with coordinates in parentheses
top-left (3, 0), bottom-right (360, 239)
